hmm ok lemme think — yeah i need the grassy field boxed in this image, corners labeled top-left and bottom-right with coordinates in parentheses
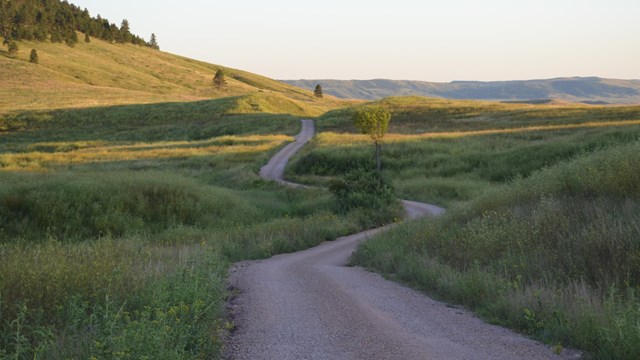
top-left (0, 97), bottom-right (369, 358)
top-left (288, 96), bottom-right (640, 358)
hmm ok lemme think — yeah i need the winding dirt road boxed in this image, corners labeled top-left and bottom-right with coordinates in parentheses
top-left (226, 120), bottom-right (571, 359)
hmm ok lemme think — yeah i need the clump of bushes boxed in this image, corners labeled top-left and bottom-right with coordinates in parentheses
top-left (291, 151), bottom-right (371, 176)
top-left (329, 169), bottom-right (402, 227)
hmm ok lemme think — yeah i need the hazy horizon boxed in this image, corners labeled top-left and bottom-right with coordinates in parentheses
top-left (278, 76), bottom-right (640, 82)
top-left (70, 0), bottom-right (640, 82)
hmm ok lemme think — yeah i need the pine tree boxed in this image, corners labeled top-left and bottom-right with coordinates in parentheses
top-left (0, 2), bottom-right (154, 49)
top-left (119, 19), bottom-right (132, 43)
top-left (65, 30), bottom-right (78, 47)
top-left (7, 41), bottom-right (19, 56)
top-left (149, 33), bottom-right (159, 50)
top-left (213, 70), bottom-right (228, 91)
top-left (84, 32), bottom-right (90, 43)
top-left (314, 84), bottom-right (324, 98)
top-left (29, 49), bottom-right (38, 63)
top-left (50, 32), bottom-right (63, 43)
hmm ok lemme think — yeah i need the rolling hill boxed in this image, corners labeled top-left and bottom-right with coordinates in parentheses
top-left (0, 36), bottom-right (349, 117)
top-left (283, 77), bottom-right (640, 104)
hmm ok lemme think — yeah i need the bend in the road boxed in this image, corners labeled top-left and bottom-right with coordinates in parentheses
top-left (260, 119), bottom-right (445, 218)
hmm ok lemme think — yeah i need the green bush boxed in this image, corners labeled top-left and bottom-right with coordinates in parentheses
top-left (291, 151), bottom-right (371, 176)
top-left (329, 169), bottom-right (402, 227)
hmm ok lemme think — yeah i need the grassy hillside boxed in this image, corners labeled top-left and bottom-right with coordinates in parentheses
top-left (283, 77), bottom-right (640, 104)
top-left (0, 36), bottom-right (349, 116)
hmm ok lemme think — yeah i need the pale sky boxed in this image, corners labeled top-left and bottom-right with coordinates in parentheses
top-left (71, 0), bottom-right (640, 82)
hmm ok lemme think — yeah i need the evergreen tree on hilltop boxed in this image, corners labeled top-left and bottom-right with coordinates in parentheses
top-left (30, 49), bottom-right (39, 63)
top-left (6, 41), bottom-right (19, 56)
top-left (0, 1), bottom-right (153, 47)
top-left (213, 70), bottom-right (228, 91)
top-left (118, 19), bottom-right (132, 43)
top-left (0, 1), bottom-right (13, 41)
top-left (84, 32), bottom-right (91, 42)
top-left (148, 33), bottom-right (159, 50)
top-left (314, 84), bottom-right (324, 98)
top-left (65, 30), bottom-right (78, 47)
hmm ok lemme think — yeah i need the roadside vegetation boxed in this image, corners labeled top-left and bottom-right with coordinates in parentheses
top-left (288, 96), bottom-right (640, 359)
top-left (0, 101), bottom-right (362, 359)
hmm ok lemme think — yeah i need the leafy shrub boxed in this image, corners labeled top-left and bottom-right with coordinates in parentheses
top-left (291, 151), bottom-right (371, 176)
top-left (329, 169), bottom-right (401, 227)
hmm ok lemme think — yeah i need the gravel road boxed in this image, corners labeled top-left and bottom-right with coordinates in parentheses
top-left (259, 119), bottom-right (315, 188)
top-left (225, 120), bottom-right (574, 359)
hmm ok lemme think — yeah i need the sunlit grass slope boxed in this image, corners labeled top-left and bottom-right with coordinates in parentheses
top-left (0, 36), bottom-right (349, 115)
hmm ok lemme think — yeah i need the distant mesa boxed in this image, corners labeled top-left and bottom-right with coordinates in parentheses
top-left (282, 77), bottom-right (640, 104)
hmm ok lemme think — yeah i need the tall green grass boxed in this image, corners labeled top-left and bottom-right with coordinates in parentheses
top-left (317, 96), bottom-right (640, 134)
top-left (0, 172), bottom-right (259, 242)
top-left (290, 124), bottom-right (640, 207)
top-left (0, 99), bottom-right (301, 144)
top-left (0, 239), bottom-right (227, 358)
top-left (352, 142), bottom-right (640, 359)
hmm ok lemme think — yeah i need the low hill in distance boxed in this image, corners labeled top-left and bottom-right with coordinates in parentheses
top-left (283, 77), bottom-right (640, 104)
top-left (0, 36), bottom-right (349, 117)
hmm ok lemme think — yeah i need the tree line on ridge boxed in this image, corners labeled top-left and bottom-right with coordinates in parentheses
top-left (1, 0), bottom-right (159, 52)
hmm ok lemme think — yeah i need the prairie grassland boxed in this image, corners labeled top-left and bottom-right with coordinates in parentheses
top-left (288, 96), bottom-right (640, 359)
top-left (0, 134), bottom-right (292, 171)
top-left (314, 118), bottom-right (640, 145)
top-left (0, 101), bottom-right (361, 359)
top-left (0, 97), bottom-right (300, 137)
top-left (290, 98), bottom-right (640, 207)
top-left (290, 122), bottom-right (640, 208)
top-left (318, 96), bottom-right (640, 133)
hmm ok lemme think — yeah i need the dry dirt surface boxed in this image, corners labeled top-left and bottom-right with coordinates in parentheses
top-left (225, 120), bottom-right (577, 359)
top-left (259, 119), bottom-right (316, 188)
